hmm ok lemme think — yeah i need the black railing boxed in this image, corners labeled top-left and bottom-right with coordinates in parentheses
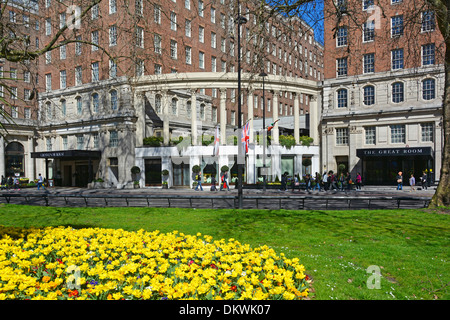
top-left (0, 193), bottom-right (432, 210)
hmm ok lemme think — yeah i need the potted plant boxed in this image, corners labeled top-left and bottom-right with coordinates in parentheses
top-left (131, 166), bottom-right (141, 188)
top-left (161, 169), bottom-right (169, 189)
top-left (191, 165), bottom-right (201, 189)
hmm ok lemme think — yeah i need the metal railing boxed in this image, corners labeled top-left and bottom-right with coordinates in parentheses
top-left (0, 192), bottom-right (432, 210)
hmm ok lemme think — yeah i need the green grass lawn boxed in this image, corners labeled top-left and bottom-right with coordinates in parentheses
top-left (0, 203), bottom-right (448, 300)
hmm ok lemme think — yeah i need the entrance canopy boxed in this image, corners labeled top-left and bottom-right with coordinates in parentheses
top-left (31, 150), bottom-right (101, 160)
top-left (356, 147), bottom-right (433, 158)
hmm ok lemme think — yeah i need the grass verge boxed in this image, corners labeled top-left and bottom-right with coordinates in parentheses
top-left (0, 204), bottom-right (448, 300)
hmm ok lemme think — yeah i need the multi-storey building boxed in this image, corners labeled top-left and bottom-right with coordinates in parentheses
top-left (321, 0), bottom-right (445, 185)
top-left (0, 0), bottom-right (41, 181)
top-left (1, 0), bottom-right (324, 188)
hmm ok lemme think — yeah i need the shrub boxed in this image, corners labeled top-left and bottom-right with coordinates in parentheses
top-left (143, 136), bottom-right (163, 147)
top-left (192, 165), bottom-right (201, 173)
top-left (279, 135), bottom-right (296, 149)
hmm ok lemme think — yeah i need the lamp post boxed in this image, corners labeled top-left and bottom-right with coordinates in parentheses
top-left (259, 72), bottom-right (267, 192)
top-left (236, 0), bottom-right (247, 209)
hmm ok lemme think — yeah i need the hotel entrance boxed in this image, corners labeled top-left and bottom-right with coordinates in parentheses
top-left (357, 147), bottom-right (433, 185)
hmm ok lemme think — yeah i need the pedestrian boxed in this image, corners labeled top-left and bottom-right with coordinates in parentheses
top-left (322, 171), bottom-right (329, 191)
top-left (329, 171), bottom-right (338, 191)
top-left (396, 171), bottom-right (403, 190)
top-left (339, 173), bottom-right (345, 191)
top-left (355, 173), bottom-right (362, 190)
top-left (7, 176), bottom-right (13, 190)
top-left (280, 172), bottom-right (288, 191)
top-left (409, 174), bottom-right (416, 192)
top-left (195, 171), bottom-right (203, 191)
top-left (37, 173), bottom-right (45, 190)
top-left (13, 176), bottom-right (20, 190)
top-left (210, 175), bottom-right (217, 191)
top-left (220, 171), bottom-right (229, 191)
top-left (0, 175), bottom-right (6, 190)
top-left (313, 172), bottom-right (322, 191)
top-left (421, 172), bottom-right (427, 190)
top-left (304, 174), bottom-right (311, 192)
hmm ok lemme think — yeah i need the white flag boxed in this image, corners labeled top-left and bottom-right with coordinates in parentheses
top-left (213, 126), bottom-right (220, 156)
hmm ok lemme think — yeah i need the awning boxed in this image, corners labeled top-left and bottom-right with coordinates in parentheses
top-left (31, 150), bottom-right (101, 160)
top-left (356, 147), bottom-right (433, 158)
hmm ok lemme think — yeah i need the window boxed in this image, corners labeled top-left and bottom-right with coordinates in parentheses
top-left (24, 71), bottom-right (30, 83)
top-left (136, 27), bottom-right (144, 48)
top-left (422, 78), bottom-right (436, 100)
top-left (109, 25), bottom-right (117, 46)
top-left (363, 21), bottom-right (375, 42)
top-left (109, 0), bottom-right (117, 14)
top-left (185, 46), bottom-right (192, 64)
top-left (136, 0), bottom-right (143, 16)
top-left (171, 98), bottom-right (178, 115)
top-left (75, 66), bottom-right (82, 85)
top-left (390, 125), bottom-right (405, 143)
top-left (155, 95), bottom-right (162, 113)
top-left (422, 11), bottom-right (435, 32)
top-left (199, 52), bottom-right (205, 69)
top-left (391, 15), bottom-right (403, 37)
top-left (363, 85), bottom-right (375, 105)
top-left (336, 0), bottom-right (347, 13)
top-left (45, 18), bottom-right (51, 35)
top-left (170, 40), bottom-right (177, 59)
top-left (76, 97), bottom-right (82, 115)
top-left (185, 19), bottom-right (191, 37)
top-left (91, 4), bottom-right (99, 19)
top-left (185, 0), bottom-right (190, 10)
top-left (154, 64), bottom-right (162, 74)
top-left (337, 89), bottom-right (348, 108)
top-left (45, 74), bottom-right (52, 91)
top-left (60, 70), bottom-right (66, 89)
top-left (46, 138), bottom-right (52, 151)
top-left (46, 102), bottom-right (52, 119)
top-left (62, 136), bottom-right (68, 150)
top-left (336, 27), bottom-right (347, 47)
top-left (110, 90), bottom-right (118, 110)
top-left (154, 4), bottom-right (161, 24)
top-left (211, 7), bottom-right (216, 23)
top-left (211, 32), bottom-right (216, 48)
top-left (109, 59), bottom-right (117, 78)
top-left (336, 128), bottom-right (349, 145)
top-left (186, 101), bottom-right (191, 118)
top-left (92, 93), bottom-right (99, 113)
top-left (61, 99), bottom-right (66, 116)
top-left (11, 106), bottom-right (18, 118)
top-left (91, 31), bottom-right (99, 51)
top-left (211, 56), bottom-right (217, 72)
top-left (24, 107), bottom-right (31, 119)
top-left (77, 136), bottom-right (84, 150)
top-left (391, 49), bottom-right (404, 70)
top-left (75, 36), bottom-right (82, 55)
top-left (110, 131), bottom-right (118, 147)
top-left (363, 53), bottom-right (375, 73)
top-left (45, 51), bottom-right (51, 64)
top-left (24, 89), bottom-right (30, 101)
top-left (199, 26), bottom-right (204, 43)
top-left (365, 126), bottom-right (376, 145)
top-left (153, 34), bottom-right (161, 53)
top-left (421, 123), bottom-right (433, 142)
top-left (392, 82), bottom-right (404, 103)
top-left (135, 59), bottom-right (144, 76)
top-left (337, 57), bottom-right (348, 76)
top-left (91, 62), bottom-right (99, 82)
top-left (198, 0), bottom-right (204, 17)
top-left (422, 43), bottom-right (435, 66)
top-left (170, 12), bottom-right (177, 31)
top-left (60, 12), bottom-right (66, 28)
top-left (363, 0), bottom-right (374, 10)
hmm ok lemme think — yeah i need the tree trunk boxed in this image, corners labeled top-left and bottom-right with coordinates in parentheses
top-left (429, 44), bottom-right (450, 208)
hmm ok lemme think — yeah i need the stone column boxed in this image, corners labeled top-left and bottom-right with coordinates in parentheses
top-left (190, 89), bottom-right (198, 145)
top-left (247, 90), bottom-right (254, 143)
top-left (162, 90), bottom-right (170, 146)
top-left (272, 90), bottom-right (279, 145)
top-left (135, 92), bottom-right (145, 148)
top-left (219, 88), bottom-right (227, 145)
top-left (293, 93), bottom-right (300, 145)
top-left (309, 93), bottom-right (321, 146)
top-left (27, 136), bottom-right (35, 180)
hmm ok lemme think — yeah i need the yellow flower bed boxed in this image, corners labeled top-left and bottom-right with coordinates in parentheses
top-left (0, 226), bottom-right (310, 300)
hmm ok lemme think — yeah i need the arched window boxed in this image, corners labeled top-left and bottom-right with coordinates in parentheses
top-left (186, 101), bottom-right (191, 118)
top-left (363, 85), bottom-right (375, 105)
top-left (76, 96), bottom-right (82, 115)
top-left (46, 101), bottom-right (52, 119)
top-left (336, 88), bottom-right (347, 108)
top-left (422, 78), bottom-right (435, 100)
top-left (392, 82), bottom-right (404, 103)
top-left (110, 90), bottom-right (118, 110)
top-left (155, 94), bottom-right (162, 113)
top-left (200, 103), bottom-right (205, 120)
top-left (92, 93), bottom-right (99, 113)
top-left (171, 98), bottom-right (178, 115)
top-left (61, 99), bottom-right (66, 116)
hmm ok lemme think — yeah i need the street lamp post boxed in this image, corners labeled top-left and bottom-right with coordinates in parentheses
top-left (236, 0), bottom-right (247, 209)
top-left (259, 72), bottom-right (268, 192)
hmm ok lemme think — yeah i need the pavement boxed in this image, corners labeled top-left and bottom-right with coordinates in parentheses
top-left (5, 184), bottom-right (436, 198)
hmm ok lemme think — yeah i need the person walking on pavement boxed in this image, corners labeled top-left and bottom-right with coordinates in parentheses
top-left (396, 171), bottom-right (403, 190)
top-left (195, 172), bottom-right (203, 191)
top-left (421, 172), bottom-right (428, 190)
top-left (409, 174), bottom-right (416, 192)
top-left (37, 173), bottom-right (45, 190)
top-left (355, 173), bottom-right (362, 190)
